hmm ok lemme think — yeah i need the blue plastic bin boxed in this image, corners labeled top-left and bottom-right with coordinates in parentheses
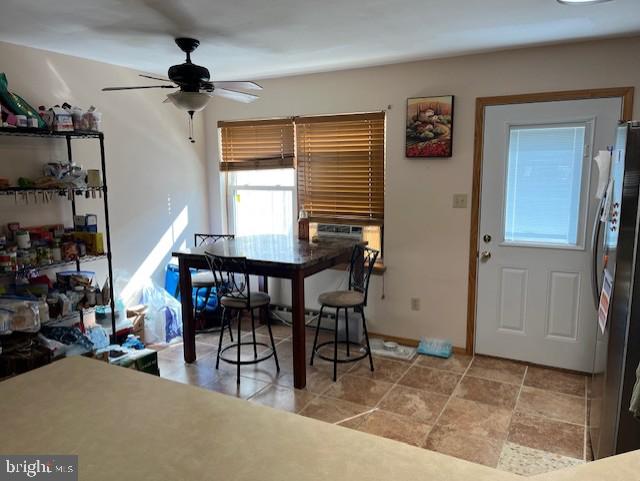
top-left (164, 264), bottom-right (218, 312)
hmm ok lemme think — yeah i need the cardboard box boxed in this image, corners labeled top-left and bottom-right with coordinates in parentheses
top-left (42, 107), bottom-right (73, 132)
top-left (111, 348), bottom-right (159, 376)
top-left (72, 231), bottom-right (104, 255)
top-left (127, 304), bottom-right (147, 343)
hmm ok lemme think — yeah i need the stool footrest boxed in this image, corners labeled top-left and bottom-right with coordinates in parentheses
top-left (314, 340), bottom-right (370, 364)
top-left (218, 341), bottom-right (278, 366)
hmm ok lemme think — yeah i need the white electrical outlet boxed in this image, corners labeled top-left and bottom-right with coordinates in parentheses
top-left (453, 193), bottom-right (468, 208)
top-left (410, 297), bottom-right (420, 311)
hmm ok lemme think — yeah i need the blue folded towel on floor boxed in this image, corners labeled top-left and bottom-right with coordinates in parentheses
top-left (417, 338), bottom-right (452, 359)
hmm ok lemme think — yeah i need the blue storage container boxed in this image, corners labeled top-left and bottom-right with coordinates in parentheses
top-left (164, 264), bottom-right (218, 312)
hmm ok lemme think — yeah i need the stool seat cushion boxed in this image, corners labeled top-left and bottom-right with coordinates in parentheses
top-left (318, 290), bottom-right (365, 308)
top-left (191, 271), bottom-right (216, 288)
top-left (221, 291), bottom-right (270, 309)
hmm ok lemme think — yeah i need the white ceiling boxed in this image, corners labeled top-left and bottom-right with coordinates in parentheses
top-left (1, 0), bottom-right (639, 81)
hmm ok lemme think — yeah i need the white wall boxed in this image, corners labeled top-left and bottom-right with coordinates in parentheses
top-left (205, 36), bottom-right (640, 349)
top-left (0, 41), bottom-right (209, 296)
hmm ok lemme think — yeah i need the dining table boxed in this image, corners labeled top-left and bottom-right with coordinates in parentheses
top-left (172, 234), bottom-right (362, 389)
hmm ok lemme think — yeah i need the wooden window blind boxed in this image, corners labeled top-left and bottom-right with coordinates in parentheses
top-left (296, 112), bottom-right (385, 225)
top-left (218, 118), bottom-right (295, 171)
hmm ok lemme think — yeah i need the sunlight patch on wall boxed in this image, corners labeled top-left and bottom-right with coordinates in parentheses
top-left (120, 205), bottom-right (189, 302)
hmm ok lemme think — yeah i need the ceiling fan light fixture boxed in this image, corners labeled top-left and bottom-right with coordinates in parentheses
top-left (556, 0), bottom-right (613, 4)
top-left (165, 91), bottom-right (211, 112)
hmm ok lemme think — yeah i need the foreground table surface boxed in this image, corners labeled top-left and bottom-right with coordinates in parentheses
top-left (3, 358), bottom-right (639, 481)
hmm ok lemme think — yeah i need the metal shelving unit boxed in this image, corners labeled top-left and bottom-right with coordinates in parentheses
top-left (0, 128), bottom-right (116, 337)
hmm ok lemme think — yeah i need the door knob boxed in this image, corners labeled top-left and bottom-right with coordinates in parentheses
top-left (480, 251), bottom-right (491, 260)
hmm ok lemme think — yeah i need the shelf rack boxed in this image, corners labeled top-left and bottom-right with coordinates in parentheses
top-left (0, 128), bottom-right (116, 338)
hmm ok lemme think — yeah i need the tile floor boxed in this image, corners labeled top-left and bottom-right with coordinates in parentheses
top-left (154, 320), bottom-right (590, 476)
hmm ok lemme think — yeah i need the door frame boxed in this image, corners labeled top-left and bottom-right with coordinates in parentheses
top-left (466, 87), bottom-right (635, 354)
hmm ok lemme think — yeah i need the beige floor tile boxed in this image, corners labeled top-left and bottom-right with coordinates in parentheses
top-left (437, 397), bottom-right (513, 440)
top-left (160, 353), bottom-right (224, 388)
top-left (466, 356), bottom-right (527, 385)
top-left (497, 441), bottom-right (584, 476)
top-left (322, 374), bottom-right (393, 407)
top-left (356, 410), bottom-right (431, 447)
top-left (424, 424), bottom-right (504, 468)
top-left (299, 396), bottom-right (369, 424)
top-left (397, 365), bottom-right (461, 395)
top-left (269, 364), bottom-right (351, 394)
top-left (516, 386), bottom-right (585, 425)
top-left (378, 385), bottom-right (449, 424)
top-left (416, 353), bottom-right (473, 373)
top-left (248, 385), bottom-right (316, 413)
top-left (259, 321), bottom-right (292, 339)
top-left (156, 342), bottom-right (216, 362)
top-left (347, 357), bottom-right (411, 383)
top-left (204, 375), bottom-right (270, 400)
top-left (508, 412), bottom-right (584, 459)
top-left (524, 366), bottom-right (586, 397)
top-left (454, 375), bottom-right (520, 410)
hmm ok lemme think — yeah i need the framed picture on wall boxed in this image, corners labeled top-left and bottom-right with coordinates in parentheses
top-left (406, 95), bottom-right (454, 158)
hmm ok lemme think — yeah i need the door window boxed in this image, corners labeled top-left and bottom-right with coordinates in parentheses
top-left (503, 123), bottom-right (590, 247)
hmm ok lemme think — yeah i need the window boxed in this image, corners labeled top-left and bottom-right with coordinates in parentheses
top-left (218, 112), bottom-right (385, 263)
top-left (504, 123), bottom-right (590, 246)
top-left (219, 118), bottom-right (296, 236)
top-left (218, 119), bottom-right (294, 171)
top-left (296, 113), bottom-right (385, 225)
top-left (226, 169), bottom-right (295, 236)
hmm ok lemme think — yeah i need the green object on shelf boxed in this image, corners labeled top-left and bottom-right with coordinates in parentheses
top-left (0, 73), bottom-right (46, 128)
top-left (17, 177), bottom-right (34, 188)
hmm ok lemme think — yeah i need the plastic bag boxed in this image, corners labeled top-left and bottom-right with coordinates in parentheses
top-left (0, 297), bottom-right (41, 333)
top-left (138, 279), bottom-right (182, 344)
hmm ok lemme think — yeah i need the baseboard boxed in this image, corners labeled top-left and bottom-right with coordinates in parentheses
top-left (269, 304), bottom-right (470, 355)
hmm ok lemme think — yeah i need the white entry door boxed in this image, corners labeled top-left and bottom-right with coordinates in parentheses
top-left (476, 98), bottom-right (622, 372)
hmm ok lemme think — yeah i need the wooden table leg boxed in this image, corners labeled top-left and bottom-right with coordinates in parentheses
top-left (291, 270), bottom-right (307, 389)
top-left (178, 258), bottom-right (196, 363)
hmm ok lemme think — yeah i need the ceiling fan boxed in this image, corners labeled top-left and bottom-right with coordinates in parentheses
top-left (102, 37), bottom-right (262, 143)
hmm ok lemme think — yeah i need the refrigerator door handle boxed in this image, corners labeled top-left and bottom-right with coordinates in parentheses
top-left (591, 195), bottom-right (606, 308)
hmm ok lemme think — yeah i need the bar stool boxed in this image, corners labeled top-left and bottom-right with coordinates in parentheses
top-left (192, 234), bottom-right (234, 333)
top-left (204, 253), bottom-right (280, 385)
top-left (311, 245), bottom-right (379, 381)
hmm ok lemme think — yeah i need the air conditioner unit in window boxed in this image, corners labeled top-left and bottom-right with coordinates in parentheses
top-left (315, 223), bottom-right (363, 240)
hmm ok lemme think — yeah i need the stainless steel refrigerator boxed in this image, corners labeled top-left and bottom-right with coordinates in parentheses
top-left (590, 121), bottom-right (640, 459)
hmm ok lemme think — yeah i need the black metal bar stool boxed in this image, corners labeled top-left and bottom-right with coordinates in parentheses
top-left (191, 234), bottom-right (234, 334)
top-left (311, 244), bottom-right (379, 381)
top-left (204, 253), bottom-right (280, 385)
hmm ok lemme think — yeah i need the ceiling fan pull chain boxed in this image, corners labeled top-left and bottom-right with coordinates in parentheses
top-left (188, 110), bottom-right (195, 143)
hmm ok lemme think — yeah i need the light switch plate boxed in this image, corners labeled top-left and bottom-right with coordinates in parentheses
top-left (453, 193), bottom-right (468, 208)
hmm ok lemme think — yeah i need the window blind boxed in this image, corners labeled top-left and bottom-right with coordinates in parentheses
top-left (218, 118), bottom-right (295, 171)
top-left (295, 112), bottom-right (385, 225)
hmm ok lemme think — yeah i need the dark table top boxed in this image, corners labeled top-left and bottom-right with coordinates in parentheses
top-left (172, 235), bottom-right (359, 272)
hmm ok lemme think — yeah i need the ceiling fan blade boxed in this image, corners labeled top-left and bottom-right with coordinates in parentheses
top-left (213, 81), bottom-right (263, 91)
top-left (212, 88), bottom-right (259, 103)
top-left (102, 85), bottom-right (176, 91)
top-left (139, 74), bottom-right (173, 82)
